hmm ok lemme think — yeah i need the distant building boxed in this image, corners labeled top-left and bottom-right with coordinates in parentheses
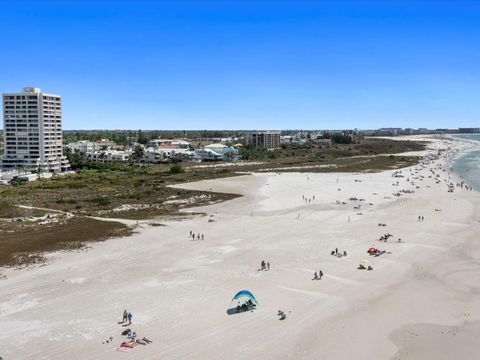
top-left (86, 150), bottom-right (131, 163)
top-left (94, 139), bottom-right (117, 150)
top-left (68, 140), bottom-right (95, 153)
top-left (195, 148), bottom-right (223, 161)
top-left (458, 128), bottom-right (480, 133)
top-left (2, 87), bottom-right (69, 173)
top-left (148, 138), bottom-right (190, 148)
top-left (204, 143), bottom-right (240, 160)
top-left (246, 131), bottom-right (281, 149)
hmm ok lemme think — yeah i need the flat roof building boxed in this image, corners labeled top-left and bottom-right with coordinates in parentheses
top-left (2, 87), bottom-right (69, 172)
top-left (246, 131), bottom-right (281, 149)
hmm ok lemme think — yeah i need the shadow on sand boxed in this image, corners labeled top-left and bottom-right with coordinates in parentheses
top-left (226, 307), bottom-right (255, 316)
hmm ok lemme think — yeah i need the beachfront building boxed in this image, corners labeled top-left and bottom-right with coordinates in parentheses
top-left (246, 131), bottom-right (281, 149)
top-left (2, 87), bottom-right (70, 173)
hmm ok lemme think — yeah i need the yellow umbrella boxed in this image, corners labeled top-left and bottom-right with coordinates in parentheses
top-left (360, 259), bottom-right (369, 264)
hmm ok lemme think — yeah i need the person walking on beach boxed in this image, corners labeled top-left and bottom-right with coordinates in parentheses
top-left (127, 312), bottom-right (132, 325)
top-left (267, 262), bottom-right (270, 271)
top-left (197, 233), bottom-right (201, 240)
top-left (313, 271), bottom-right (318, 280)
top-left (122, 310), bottom-right (128, 323)
top-left (189, 230), bottom-right (192, 236)
top-left (201, 234), bottom-right (204, 240)
top-left (319, 270), bottom-right (323, 280)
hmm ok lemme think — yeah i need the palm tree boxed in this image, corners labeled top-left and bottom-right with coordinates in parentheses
top-left (132, 145), bottom-right (145, 165)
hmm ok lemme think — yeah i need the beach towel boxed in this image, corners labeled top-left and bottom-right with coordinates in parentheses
top-left (118, 347), bottom-right (132, 352)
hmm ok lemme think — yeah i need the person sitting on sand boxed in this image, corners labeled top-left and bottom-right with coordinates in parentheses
top-left (142, 337), bottom-right (152, 344)
top-left (319, 270), bottom-right (323, 279)
top-left (343, 250), bottom-right (347, 256)
top-left (313, 271), bottom-right (318, 280)
top-left (367, 265), bottom-right (373, 271)
top-left (121, 341), bottom-right (136, 348)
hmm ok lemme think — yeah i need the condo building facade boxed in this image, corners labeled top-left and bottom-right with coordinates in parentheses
top-left (2, 87), bottom-right (69, 173)
top-left (246, 131), bottom-right (281, 149)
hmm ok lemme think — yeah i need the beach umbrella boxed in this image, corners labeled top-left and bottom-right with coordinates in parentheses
top-left (367, 247), bottom-right (378, 253)
top-left (231, 290), bottom-right (259, 304)
top-left (360, 259), bottom-right (369, 264)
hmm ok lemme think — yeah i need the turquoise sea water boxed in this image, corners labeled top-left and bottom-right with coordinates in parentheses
top-left (451, 134), bottom-right (480, 191)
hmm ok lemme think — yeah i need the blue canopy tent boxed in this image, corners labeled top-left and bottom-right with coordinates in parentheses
top-left (231, 290), bottom-right (259, 304)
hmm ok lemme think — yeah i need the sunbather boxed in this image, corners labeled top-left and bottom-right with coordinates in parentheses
top-left (120, 341), bottom-right (136, 348)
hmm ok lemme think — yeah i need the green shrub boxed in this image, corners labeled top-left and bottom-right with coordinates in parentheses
top-left (170, 164), bottom-right (184, 174)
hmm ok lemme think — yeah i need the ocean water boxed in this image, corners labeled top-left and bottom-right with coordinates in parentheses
top-left (451, 134), bottom-right (480, 191)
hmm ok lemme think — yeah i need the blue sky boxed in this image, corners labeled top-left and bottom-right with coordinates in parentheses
top-left (1, 0), bottom-right (479, 130)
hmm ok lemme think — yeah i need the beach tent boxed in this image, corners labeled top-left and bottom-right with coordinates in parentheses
top-left (232, 290), bottom-right (259, 304)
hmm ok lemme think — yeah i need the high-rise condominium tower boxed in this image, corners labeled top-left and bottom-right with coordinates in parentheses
top-left (2, 87), bottom-right (69, 173)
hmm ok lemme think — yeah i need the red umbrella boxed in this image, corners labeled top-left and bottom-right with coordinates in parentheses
top-left (367, 247), bottom-right (378, 254)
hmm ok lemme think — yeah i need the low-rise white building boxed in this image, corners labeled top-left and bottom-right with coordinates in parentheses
top-left (86, 150), bottom-right (131, 163)
top-left (148, 139), bottom-right (191, 149)
top-left (67, 140), bottom-right (95, 153)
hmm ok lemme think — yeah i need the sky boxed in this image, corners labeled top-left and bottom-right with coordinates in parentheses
top-left (1, 0), bottom-right (479, 130)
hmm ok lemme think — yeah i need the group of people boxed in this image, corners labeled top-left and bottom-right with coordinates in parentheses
top-left (302, 194), bottom-right (315, 203)
top-left (122, 310), bottom-right (133, 325)
top-left (379, 233), bottom-right (393, 242)
top-left (117, 311), bottom-right (153, 351)
top-left (313, 270), bottom-right (324, 280)
top-left (236, 299), bottom-right (256, 313)
top-left (260, 260), bottom-right (270, 271)
top-left (456, 182), bottom-right (473, 191)
top-left (120, 328), bottom-right (152, 349)
top-left (331, 248), bottom-right (347, 257)
top-left (190, 230), bottom-right (205, 241)
top-left (358, 263), bottom-right (373, 271)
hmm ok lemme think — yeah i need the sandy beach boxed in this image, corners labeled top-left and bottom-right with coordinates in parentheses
top-left (1, 136), bottom-right (480, 360)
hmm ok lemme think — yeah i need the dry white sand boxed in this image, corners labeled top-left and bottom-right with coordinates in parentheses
top-left (1, 137), bottom-right (480, 360)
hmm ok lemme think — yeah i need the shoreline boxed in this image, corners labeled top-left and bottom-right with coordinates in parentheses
top-left (1, 135), bottom-right (479, 359)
